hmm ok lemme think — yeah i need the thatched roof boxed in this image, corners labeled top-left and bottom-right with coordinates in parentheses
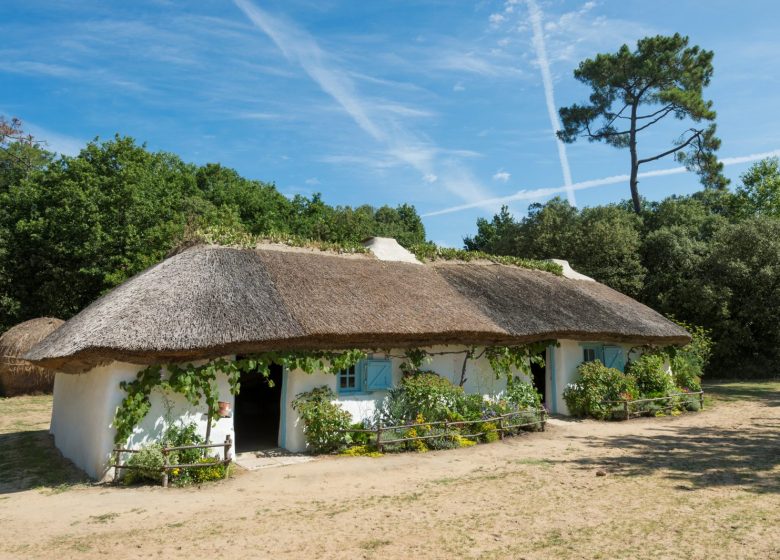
top-left (0, 317), bottom-right (64, 396)
top-left (25, 245), bottom-right (689, 373)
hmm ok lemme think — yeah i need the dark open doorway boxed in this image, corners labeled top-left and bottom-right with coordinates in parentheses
top-left (234, 362), bottom-right (283, 453)
top-left (530, 349), bottom-right (546, 406)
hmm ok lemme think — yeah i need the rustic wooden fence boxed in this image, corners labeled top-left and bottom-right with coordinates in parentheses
top-left (602, 391), bottom-right (704, 420)
top-left (337, 408), bottom-right (547, 452)
top-left (112, 435), bottom-right (233, 487)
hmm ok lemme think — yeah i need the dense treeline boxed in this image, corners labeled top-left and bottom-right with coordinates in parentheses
top-left (2, 120), bottom-right (779, 378)
top-left (464, 158), bottom-right (780, 377)
top-left (0, 133), bottom-right (425, 330)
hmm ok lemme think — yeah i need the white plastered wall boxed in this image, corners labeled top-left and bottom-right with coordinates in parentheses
top-left (548, 339), bottom-right (637, 415)
top-left (282, 345), bottom-right (526, 453)
top-left (50, 361), bottom-right (235, 482)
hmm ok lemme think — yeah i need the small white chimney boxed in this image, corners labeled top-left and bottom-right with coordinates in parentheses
top-left (363, 237), bottom-right (421, 265)
top-left (548, 259), bottom-right (595, 281)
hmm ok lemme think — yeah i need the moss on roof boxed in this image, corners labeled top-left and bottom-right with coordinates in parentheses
top-left (409, 244), bottom-right (563, 276)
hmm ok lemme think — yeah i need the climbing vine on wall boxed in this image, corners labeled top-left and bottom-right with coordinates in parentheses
top-left (113, 343), bottom-right (557, 446)
top-left (113, 350), bottom-right (367, 445)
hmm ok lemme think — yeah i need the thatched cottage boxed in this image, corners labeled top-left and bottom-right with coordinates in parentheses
top-left (0, 317), bottom-right (63, 396)
top-left (26, 238), bottom-right (688, 480)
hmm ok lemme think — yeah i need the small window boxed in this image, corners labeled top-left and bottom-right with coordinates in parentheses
top-left (582, 344), bottom-right (604, 364)
top-left (338, 365), bottom-right (361, 393)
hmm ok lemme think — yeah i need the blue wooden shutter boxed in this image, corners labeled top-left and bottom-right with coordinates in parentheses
top-left (365, 359), bottom-right (392, 391)
top-left (603, 346), bottom-right (625, 372)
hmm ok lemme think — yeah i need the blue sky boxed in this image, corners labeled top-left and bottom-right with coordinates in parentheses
top-left (2, 1), bottom-right (779, 246)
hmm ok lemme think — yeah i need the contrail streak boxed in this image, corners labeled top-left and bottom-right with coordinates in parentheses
top-left (527, 0), bottom-right (575, 205)
top-left (422, 149), bottom-right (780, 217)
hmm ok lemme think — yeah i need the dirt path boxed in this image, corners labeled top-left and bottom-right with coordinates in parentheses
top-left (1, 382), bottom-right (778, 559)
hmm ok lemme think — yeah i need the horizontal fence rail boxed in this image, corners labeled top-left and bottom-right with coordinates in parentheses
top-left (112, 435), bottom-right (232, 487)
top-left (600, 391), bottom-right (704, 420)
top-left (335, 407), bottom-right (547, 452)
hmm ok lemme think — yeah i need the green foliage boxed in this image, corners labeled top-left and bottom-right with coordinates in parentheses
top-left (557, 33), bottom-right (726, 212)
top-left (563, 361), bottom-right (640, 419)
top-left (378, 373), bottom-right (466, 424)
top-left (626, 355), bottom-right (675, 397)
top-left (504, 376), bottom-right (542, 410)
top-left (465, 157), bottom-right (780, 378)
top-left (0, 132), bottom-right (427, 331)
top-left (409, 242), bottom-right (563, 275)
top-left (123, 444), bottom-right (164, 485)
top-left (291, 386), bottom-right (352, 454)
top-left (113, 350), bottom-right (366, 446)
top-left (480, 421), bottom-right (499, 443)
top-left (732, 157), bottom-right (780, 219)
top-left (664, 319), bottom-right (711, 391)
top-left (189, 457), bottom-right (230, 483)
top-left (485, 343), bottom-right (551, 379)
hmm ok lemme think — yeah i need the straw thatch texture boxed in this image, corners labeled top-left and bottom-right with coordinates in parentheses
top-left (0, 317), bottom-right (64, 396)
top-left (434, 263), bottom-right (690, 345)
top-left (25, 245), bottom-right (690, 373)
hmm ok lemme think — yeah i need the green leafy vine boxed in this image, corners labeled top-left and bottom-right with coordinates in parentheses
top-left (113, 350), bottom-right (367, 445)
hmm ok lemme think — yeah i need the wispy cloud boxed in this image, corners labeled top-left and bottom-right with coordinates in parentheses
top-left (233, 0), bottom-right (495, 204)
top-left (23, 122), bottom-right (84, 156)
top-left (526, 0), bottom-right (575, 205)
top-left (493, 170), bottom-right (511, 182)
top-left (423, 149), bottom-right (780, 217)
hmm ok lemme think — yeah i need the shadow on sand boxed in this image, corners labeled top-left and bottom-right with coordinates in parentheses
top-left (562, 382), bottom-right (780, 494)
top-left (0, 430), bottom-right (88, 494)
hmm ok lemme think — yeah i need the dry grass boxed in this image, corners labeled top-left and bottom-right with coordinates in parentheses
top-left (0, 381), bottom-right (778, 559)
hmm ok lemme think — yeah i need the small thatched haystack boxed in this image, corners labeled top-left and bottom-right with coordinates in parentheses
top-left (0, 317), bottom-right (64, 396)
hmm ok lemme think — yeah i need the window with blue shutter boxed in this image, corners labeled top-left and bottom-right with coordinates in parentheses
top-left (365, 359), bottom-right (392, 391)
top-left (338, 363), bottom-right (363, 393)
top-left (337, 359), bottom-right (393, 394)
top-left (581, 344), bottom-right (604, 364)
top-left (603, 346), bottom-right (626, 372)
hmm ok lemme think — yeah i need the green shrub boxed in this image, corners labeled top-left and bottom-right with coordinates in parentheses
top-left (190, 457), bottom-right (230, 483)
top-left (480, 421), bottom-right (499, 443)
top-left (375, 372), bottom-right (466, 425)
top-left (504, 376), bottom-right (541, 410)
top-left (292, 386), bottom-right (352, 454)
top-left (626, 354), bottom-right (675, 396)
top-left (563, 361), bottom-right (640, 419)
top-left (123, 444), bottom-right (164, 485)
top-left (672, 354), bottom-right (702, 392)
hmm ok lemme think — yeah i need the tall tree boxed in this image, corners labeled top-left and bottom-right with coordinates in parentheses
top-left (557, 34), bottom-right (726, 213)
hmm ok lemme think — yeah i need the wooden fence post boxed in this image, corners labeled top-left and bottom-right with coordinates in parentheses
top-left (223, 434), bottom-right (233, 480)
top-left (699, 391), bottom-right (704, 411)
top-left (540, 407), bottom-right (546, 432)
top-left (376, 421), bottom-right (383, 453)
top-left (161, 447), bottom-right (170, 488)
top-left (113, 449), bottom-right (120, 483)
top-left (624, 400), bottom-right (630, 421)
top-left (497, 416), bottom-right (504, 440)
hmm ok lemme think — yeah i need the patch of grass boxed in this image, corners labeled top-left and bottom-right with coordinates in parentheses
top-left (360, 538), bottom-right (391, 551)
top-left (0, 396), bottom-right (88, 492)
top-left (704, 380), bottom-right (780, 404)
top-left (89, 512), bottom-right (119, 524)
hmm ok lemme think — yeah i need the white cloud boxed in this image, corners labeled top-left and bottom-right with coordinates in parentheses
top-left (423, 173), bottom-right (438, 183)
top-left (527, 0), bottom-right (576, 205)
top-left (453, 81), bottom-right (465, 92)
top-left (23, 122), bottom-right (84, 156)
top-left (423, 149), bottom-right (780, 217)
top-left (493, 170), bottom-right (511, 182)
top-left (234, 0), bottom-right (495, 204)
top-left (304, 177), bottom-right (320, 185)
top-left (489, 13), bottom-right (506, 25)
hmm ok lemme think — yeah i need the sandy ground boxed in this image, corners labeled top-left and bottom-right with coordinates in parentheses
top-left (0, 382), bottom-right (778, 560)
